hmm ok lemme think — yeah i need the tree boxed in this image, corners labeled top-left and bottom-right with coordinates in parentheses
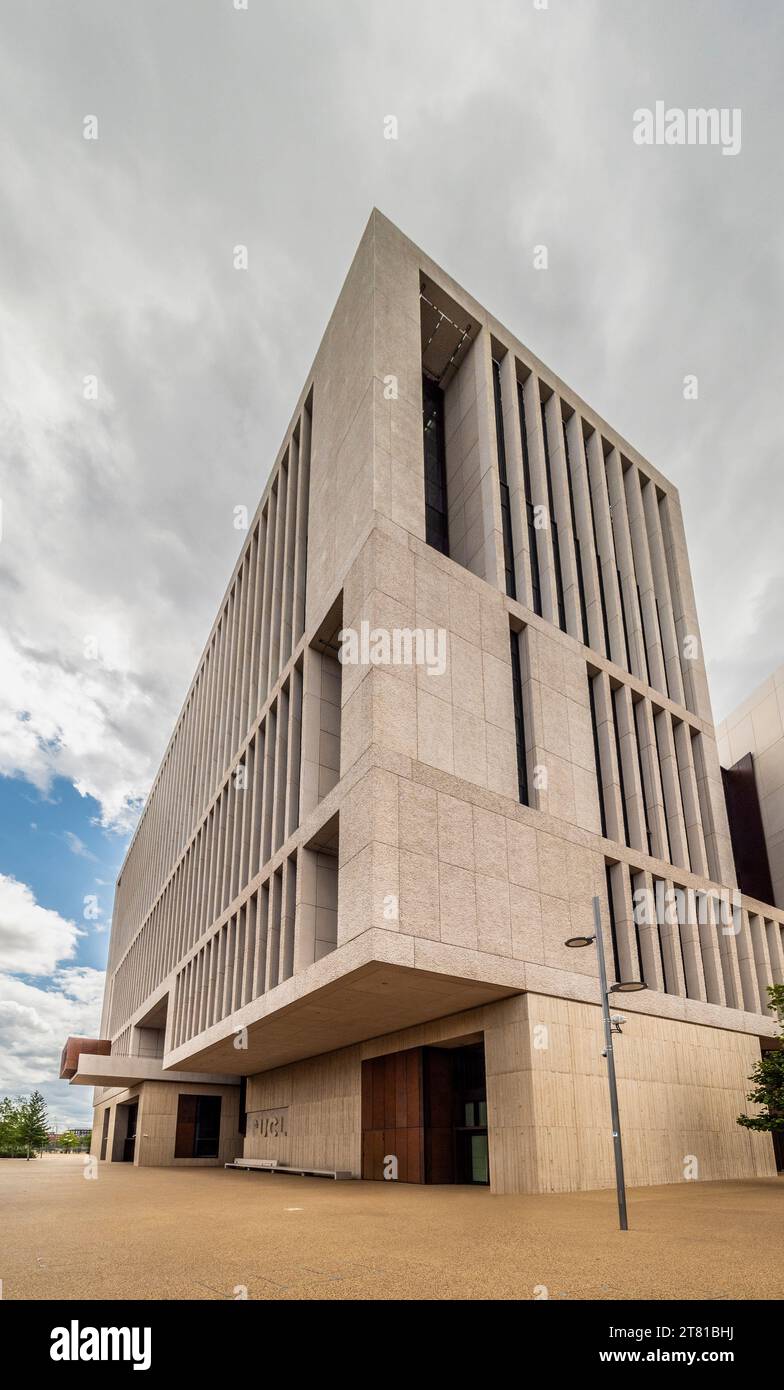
top-left (737, 984), bottom-right (784, 1136)
top-left (16, 1091), bottom-right (51, 1160)
top-left (59, 1130), bottom-right (88, 1151)
top-left (0, 1097), bottom-right (24, 1156)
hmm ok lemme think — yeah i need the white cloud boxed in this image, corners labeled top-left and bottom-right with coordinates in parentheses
top-left (63, 831), bottom-right (97, 861)
top-left (0, 874), bottom-right (105, 1128)
top-left (0, 873), bottom-right (83, 976)
top-left (0, 967), bottom-right (105, 1129)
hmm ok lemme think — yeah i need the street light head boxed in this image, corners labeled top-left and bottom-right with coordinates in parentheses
top-left (564, 935), bottom-right (595, 948)
top-left (609, 979), bottom-right (648, 993)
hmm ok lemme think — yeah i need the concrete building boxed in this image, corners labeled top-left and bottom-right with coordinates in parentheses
top-left (61, 211), bottom-right (783, 1191)
top-left (717, 666), bottom-right (784, 912)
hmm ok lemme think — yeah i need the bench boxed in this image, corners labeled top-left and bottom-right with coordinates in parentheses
top-left (225, 1158), bottom-right (353, 1180)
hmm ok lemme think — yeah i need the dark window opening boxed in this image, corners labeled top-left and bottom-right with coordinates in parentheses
top-left (585, 437), bottom-right (611, 658)
top-left (238, 1076), bottom-right (247, 1137)
top-left (632, 700), bottom-right (654, 857)
top-left (422, 374), bottom-right (449, 556)
top-left (722, 752), bottom-right (775, 905)
top-left (611, 689), bottom-right (631, 847)
top-left (637, 582), bottom-right (652, 687)
top-left (653, 877), bottom-right (673, 993)
top-left (99, 1108), bottom-right (110, 1161)
top-left (588, 673), bottom-right (608, 837)
top-left (617, 568), bottom-right (633, 672)
top-left (652, 712), bottom-right (673, 863)
top-left (541, 402), bottom-right (566, 630)
top-left (492, 359), bottom-right (516, 599)
top-left (562, 422), bottom-right (589, 644)
top-left (629, 869), bottom-right (645, 983)
top-left (605, 865), bottom-right (622, 985)
top-left (654, 598), bottom-right (670, 699)
top-left (673, 897), bottom-right (691, 998)
top-left (175, 1094), bottom-right (222, 1159)
top-left (510, 629), bottom-right (529, 806)
top-left (516, 381), bottom-right (542, 616)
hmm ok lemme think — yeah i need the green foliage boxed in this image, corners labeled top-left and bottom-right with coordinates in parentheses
top-left (737, 985), bottom-right (784, 1134)
top-left (59, 1130), bottom-right (90, 1150)
top-left (0, 1096), bottom-right (26, 1156)
top-left (15, 1090), bottom-right (51, 1159)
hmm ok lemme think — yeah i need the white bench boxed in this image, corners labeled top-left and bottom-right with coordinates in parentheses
top-left (225, 1158), bottom-right (352, 1180)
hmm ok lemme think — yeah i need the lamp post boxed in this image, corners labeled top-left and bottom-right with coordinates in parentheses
top-left (565, 894), bottom-right (646, 1231)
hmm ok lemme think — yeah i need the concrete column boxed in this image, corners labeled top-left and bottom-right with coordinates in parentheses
top-left (714, 892), bottom-right (743, 1010)
top-left (633, 867), bottom-right (666, 991)
top-left (635, 698), bottom-right (669, 862)
top-left (736, 907), bottom-right (763, 1013)
top-left (293, 403), bottom-right (311, 646)
top-left (605, 448), bottom-right (647, 682)
top-left (765, 917), bottom-right (784, 985)
top-left (659, 879), bottom-right (687, 996)
top-left (522, 373), bottom-right (559, 628)
top-left (608, 859), bottom-right (639, 984)
top-left (624, 465), bottom-right (667, 694)
top-left (691, 729), bottom-right (737, 886)
top-left (566, 413), bottom-right (605, 655)
top-left (585, 430), bottom-right (626, 668)
top-left (655, 709), bottom-right (690, 872)
top-left (475, 331), bottom-right (506, 591)
top-left (673, 719), bottom-right (709, 878)
top-left (640, 477), bottom-right (685, 706)
top-left (614, 686), bottom-right (649, 854)
top-left (696, 890), bottom-right (726, 1007)
top-left (676, 886), bottom-right (708, 1002)
top-left (593, 670), bottom-right (624, 842)
top-left (658, 492), bottom-right (712, 720)
top-left (499, 351), bottom-right (532, 610)
top-left (543, 392), bottom-right (582, 640)
top-left (749, 911), bottom-right (774, 1015)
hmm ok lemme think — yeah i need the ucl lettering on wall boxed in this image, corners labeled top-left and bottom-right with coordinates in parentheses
top-left (248, 1108), bottom-right (289, 1139)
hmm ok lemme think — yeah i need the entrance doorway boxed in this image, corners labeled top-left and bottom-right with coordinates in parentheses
top-left (361, 1036), bottom-right (489, 1185)
top-left (452, 1044), bottom-right (489, 1184)
top-left (122, 1101), bottom-right (138, 1163)
top-left (99, 1108), bottom-right (110, 1160)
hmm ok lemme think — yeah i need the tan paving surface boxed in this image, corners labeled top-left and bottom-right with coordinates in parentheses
top-left (1, 1156), bottom-right (782, 1300)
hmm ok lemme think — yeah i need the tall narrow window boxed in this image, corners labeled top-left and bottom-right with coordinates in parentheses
top-left (588, 672), bottom-right (607, 837)
top-left (422, 374), bottom-right (449, 556)
top-left (541, 401), bottom-right (566, 630)
top-left (636, 582), bottom-right (652, 687)
top-left (654, 598), bottom-right (670, 699)
top-left (653, 877), bottom-right (674, 993)
top-left (652, 710), bottom-right (673, 863)
top-left (585, 433), bottom-right (611, 658)
top-left (605, 865), bottom-right (622, 985)
top-left (562, 420), bottom-right (588, 644)
top-left (510, 629), bottom-right (529, 806)
top-left (632, 699), bottom-right (654, 857)
top-left (629, 868), bottom-right (645, 983)
top-left (611, 687), bottom-right (631, 847)
top-left (492, 359), bottom-right (516, 599)
top-left (617, 567), bottom-right (632, 671)
top-left (516, 381), bottom-right (542, 616)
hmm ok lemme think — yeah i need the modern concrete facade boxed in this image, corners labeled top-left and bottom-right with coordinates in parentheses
top-left (717, 666), bottom-right (784, 911)
top-left (62, 211), bottom-right (783, 1192)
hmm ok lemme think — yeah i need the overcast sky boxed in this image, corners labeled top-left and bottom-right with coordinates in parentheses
top-left (1, 0), bottom-right (782, 1124)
